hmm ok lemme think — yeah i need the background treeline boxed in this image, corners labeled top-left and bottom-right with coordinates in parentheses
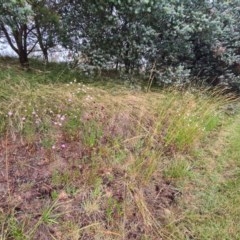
top-left (1, 0), bottom-right (240, 87)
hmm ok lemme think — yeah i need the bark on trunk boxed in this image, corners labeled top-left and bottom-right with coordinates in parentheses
top-left (19, 51), bottom-right (29, 68)
top-left (43, 49), bottom-right (49, 64)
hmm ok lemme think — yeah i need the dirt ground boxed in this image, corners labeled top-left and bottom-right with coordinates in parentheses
top-left (0, 138), bottom-right (179, 240)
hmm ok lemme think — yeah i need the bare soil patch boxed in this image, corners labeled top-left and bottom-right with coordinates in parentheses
top-left (0, 137), bottom-right (179, 239)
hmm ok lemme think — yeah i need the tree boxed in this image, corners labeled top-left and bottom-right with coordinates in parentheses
top-left (61, 0), bottom-right (240, 86)
top-left (0, 0), bottom-right (35, 67)
top-left (0, 0), bottom-right (63, 66)
top-left (31, 0), bottom-right (62, 63)
top-left (1, 0), bottom-right (240, 89)
top-left (62, 0), bottom-right (157, 73)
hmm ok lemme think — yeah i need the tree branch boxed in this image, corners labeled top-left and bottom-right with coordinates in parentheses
top-left (0, 23), bottom-right (19, 54)
top-left (27, 40), bottom-right (39, 55)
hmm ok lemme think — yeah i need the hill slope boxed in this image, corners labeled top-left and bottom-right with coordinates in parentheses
top-left (0, 59), bottom-right (239, 239)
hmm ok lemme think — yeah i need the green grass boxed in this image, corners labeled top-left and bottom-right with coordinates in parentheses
top-left (0, 57), bottom-right (239, 239)
top-left (165, 113), bottom-right (240, 239)
top-left (163, 157), bottom-right (192, 179)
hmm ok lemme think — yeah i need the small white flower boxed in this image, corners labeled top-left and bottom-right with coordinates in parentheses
top-left (8, 111), bottom-right (13, 116)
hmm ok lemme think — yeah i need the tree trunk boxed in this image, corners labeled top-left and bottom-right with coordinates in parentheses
top-left (124, 41), bottom-right (130, 73)
top-left (19, 50), bottom-right (29, 68)
top-left (43, 48), bottom-right (49, 64)
top-left (124, 58), bottom-right (130, 73)
top-left (35, 20), bottom-right (49, 64)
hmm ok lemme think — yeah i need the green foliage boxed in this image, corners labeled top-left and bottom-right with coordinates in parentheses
top-left (204, 114), bottom-right (220, 132)
top-left (164, 159), bottom-right (192, 179)
top-left (51, 170), bottom-right (71, 187)
top-left (0, 0), bottom-right (63, 65)
top-left (59, 0), bottom-right (240, 88)
top-left (22, 120), bottom-right (36, 143)
top-left (177, 113), bottom-right (240, 239)
top-left (4, 216), bottom-right (26, 240)
top-left (82, 120), bottom-right (103, 147)
top-left (106, 198), bottom-right (123, 225)
top-left (41, 135), bottom-right (55, 149)
top-left (63, 115), bottom-right (82, 141)
top-left (0, 0), bottom-right (32, 25)
top-left (1, 0), bottom-right (240, 88)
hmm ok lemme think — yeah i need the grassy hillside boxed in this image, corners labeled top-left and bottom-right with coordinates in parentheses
top-left (0, 58), bottom-right (239, 239)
